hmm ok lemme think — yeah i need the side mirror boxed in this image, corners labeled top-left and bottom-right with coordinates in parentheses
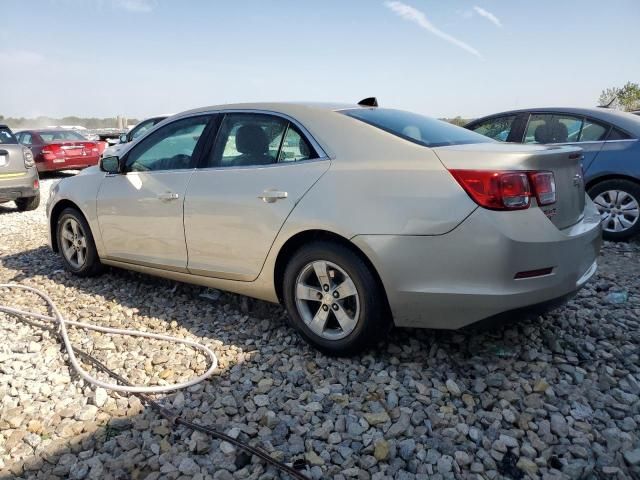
top-left (119, 133), bottom-right (128, 144)
top-left (100, 156), bottom-right (121, 174)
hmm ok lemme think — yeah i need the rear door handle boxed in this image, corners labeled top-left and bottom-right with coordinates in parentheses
top-left (258, 190), bottom-right (288, 203)
top-left (158, 192), bottom-right (180, 201)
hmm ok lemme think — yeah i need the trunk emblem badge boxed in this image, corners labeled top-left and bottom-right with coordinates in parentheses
top-left (573, 173), bottom-right (582, 187)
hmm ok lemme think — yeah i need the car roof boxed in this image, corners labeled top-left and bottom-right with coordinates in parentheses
top-left (469, 106), bottom-right (640, 137)
top-left (174, 101), bottom-right (364, 118)
top-left (0, 124), bottom-right (10, 130)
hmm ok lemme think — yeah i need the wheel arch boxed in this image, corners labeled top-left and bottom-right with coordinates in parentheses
top-left (49, 199), bottom-right (87, 253)
top-left (273, 229), bottom-right (392, 318)
top-left (586, 173), bottom-right (640, 191)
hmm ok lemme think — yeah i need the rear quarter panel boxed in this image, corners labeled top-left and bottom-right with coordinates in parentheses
top-left (585, 139), bottom-right (640, 185)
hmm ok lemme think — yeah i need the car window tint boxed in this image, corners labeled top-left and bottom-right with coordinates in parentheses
top-left (126, 115), bottom-right (209, 172)
top-left (471, 115), bottom-right (517, 142)
top-left (278, 125), bottom-right (314, 162)
top-left (0, 127), bottom-right (18, 144)
top-left (342, 108), bottom-right (492, 147)
top-left (525, 114), bottom-right (582, 144)
top-left (209, 113), bottom-right (287, 167)
top-left (130, 119), bottom-right (158, 141)
top-left (579, 120), bottom-right (608, 142)
top-left (607, 128), bottom-right (632, 140)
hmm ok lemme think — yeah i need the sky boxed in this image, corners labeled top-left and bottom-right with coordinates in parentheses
top-left (1, 0), bottom-right (638, 119)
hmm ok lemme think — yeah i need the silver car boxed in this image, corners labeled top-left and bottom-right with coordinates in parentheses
top-left (46, 102), bottom-right (602, 355)
top-left (0, 124), bottom-right (40, 211)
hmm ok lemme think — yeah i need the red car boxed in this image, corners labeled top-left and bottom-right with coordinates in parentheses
top-left (14, 129), bottom-right (100, 173)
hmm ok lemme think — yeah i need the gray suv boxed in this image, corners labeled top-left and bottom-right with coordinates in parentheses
top-left (0, 124), bottom-right (40, 211)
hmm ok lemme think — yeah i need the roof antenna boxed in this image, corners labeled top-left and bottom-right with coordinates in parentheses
top-left (598, 95), bottom-right (617, 109)
top-left (358, 97), bottom-right (378, 107)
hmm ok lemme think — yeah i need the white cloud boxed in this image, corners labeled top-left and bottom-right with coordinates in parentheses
top-left (473, 6), bottom-right (502, 27)
top-left (384, 1), bottom-right (482, 59)
top-left (112, 0), bottom-right (155, 13)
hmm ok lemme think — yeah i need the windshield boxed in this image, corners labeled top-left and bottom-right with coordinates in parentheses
top-left (0, 127), bottom-right (18, 144)
top-left (341, 108), bottom-right (493, 147)
top-left (39, 130), bottom-right (87, 142)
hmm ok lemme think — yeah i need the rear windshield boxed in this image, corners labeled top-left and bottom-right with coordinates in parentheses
top-left (39, 130), bottom-right (87, 142)
top-left (341, 108), bottom-right (493, 147)
top-left (0, 127), bottom-right (18, 144)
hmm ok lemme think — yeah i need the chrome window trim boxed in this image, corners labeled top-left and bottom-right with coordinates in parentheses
top-left (194, 157), bottom-right (330, 173)
top-left (546, 139), bottom-right (639, 146)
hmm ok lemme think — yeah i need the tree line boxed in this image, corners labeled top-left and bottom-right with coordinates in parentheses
top-left (0, 115), bottom-right (140, 130)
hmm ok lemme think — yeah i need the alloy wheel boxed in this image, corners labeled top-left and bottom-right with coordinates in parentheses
top-left (593, 190), bottom-right (640, 233)
top-left (294, 260), bottom-right (360, 340)
top-left (60, 217), bottom-right (88, 269)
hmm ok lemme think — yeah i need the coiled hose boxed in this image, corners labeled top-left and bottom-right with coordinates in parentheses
top-left (0, 283), bottom-right (309, 479)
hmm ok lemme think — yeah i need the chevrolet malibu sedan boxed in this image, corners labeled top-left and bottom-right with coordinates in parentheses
top-left (465, 107), bottom-right (640, 241)
top-left (46, 102), bottom-right (602, 354)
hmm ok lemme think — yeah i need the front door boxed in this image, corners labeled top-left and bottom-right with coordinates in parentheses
top-left (184, 112), bottom-right (330, 281)
top-left (96, 115), bottom-right (212, 271)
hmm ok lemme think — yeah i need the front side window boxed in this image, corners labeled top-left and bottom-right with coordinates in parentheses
top-left (126, 115), bottom-right (209, 172)
top-left (0, 128), bottom-right (19, 145)
top-left (20, 133), bottom-right (33, 145)
top-left (470, 115), bottom-right (517, 142)
top-left (525, 114), bottom-right (582, 144)
top-left (209, 113), bottom-right (288, 167)
top-left (341, 108), bottom-right (492, 147)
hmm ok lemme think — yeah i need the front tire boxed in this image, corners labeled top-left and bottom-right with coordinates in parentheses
top-left (589, 179), bottom-right (640, 241)
top-left (56, 208), bottom-right (103, 276)
top-left (283, 241), bottom-right (390, 356)
top-left (15, 194), bottom-right (40, 212)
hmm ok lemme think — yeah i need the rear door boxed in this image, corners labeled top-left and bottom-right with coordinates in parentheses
top-left (184, 112), bottom-right (330, 281)
top-left (96, 114), bottom-right (213, 271)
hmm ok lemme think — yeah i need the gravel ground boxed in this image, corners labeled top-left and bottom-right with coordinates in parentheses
top-left (1, 176), bottom-right (639, 480)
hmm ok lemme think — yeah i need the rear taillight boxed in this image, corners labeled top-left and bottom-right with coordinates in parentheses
top-left (42, 144), bottom-right (63, 160)
top-left (449, 169), bottom-right (556, 211)
top-left (23, 147), bottom-right (35, 168)
top-left (529, 171), bottom-right (556, 206)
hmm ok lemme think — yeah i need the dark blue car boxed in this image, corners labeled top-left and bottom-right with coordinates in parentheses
top-left (466, 107), bottom-right (640, 241)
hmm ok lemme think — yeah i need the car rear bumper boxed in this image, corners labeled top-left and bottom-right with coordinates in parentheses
top-left (0, 169), bottom-right (39, 202)
top-left (36, 156), bottom-right (99, 172)
top-left (352, 196), bottom-right (602, 329)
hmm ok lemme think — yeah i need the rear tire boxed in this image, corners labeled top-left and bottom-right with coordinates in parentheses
top-left (283, 241), bottom-right (390, 356)
top-left (56, 208), bottom-right (103, 276)
top-left (15, 194), bottom-right (40, 212)
top-left (588, 179), bottom-right (640, 241)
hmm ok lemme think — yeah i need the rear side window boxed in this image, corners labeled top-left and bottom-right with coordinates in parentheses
top-left (579, 119), bottom-right (608, 141)
top-left (607, 128), bottom-right (631, 140)
top-left (470, 115), bottom-right (517, 142)
top-left (0, 127), bottom-right (18, 144)
top-left (341, 108), bottom-right (493, 147)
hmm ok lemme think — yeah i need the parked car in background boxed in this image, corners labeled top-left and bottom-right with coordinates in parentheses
top-left (102, 115), bottom-right (168, 158)
top-left (466, 107), bottom-right (640, 241)
top-left (0, 124), bottom-right (40, 211)
top-left (15, 129), bottom-right (100, 173)
top-left (47, 102), bottom-right (601, 354)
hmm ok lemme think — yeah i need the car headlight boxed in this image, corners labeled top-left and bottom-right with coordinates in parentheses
top-left (23, 147), bottom-right (35, 168)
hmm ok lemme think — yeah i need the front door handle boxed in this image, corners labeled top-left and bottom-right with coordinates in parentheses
top-left (258, 190), bottom-right (288, 203)
top-left (158, 192), bottom-right (180, 201)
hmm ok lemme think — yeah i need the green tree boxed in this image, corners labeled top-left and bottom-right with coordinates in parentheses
top-left (599, 82), bottom-right (640, 111)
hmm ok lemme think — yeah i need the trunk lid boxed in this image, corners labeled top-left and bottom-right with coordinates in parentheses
top-left (433, 143), bottom-right (585, 230)
top-left (49, 141), bottom-right (98, 160)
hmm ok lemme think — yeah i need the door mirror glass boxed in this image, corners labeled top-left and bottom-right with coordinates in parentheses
top-left (119, 134), bottom-right (128, 144)
top-left (100, 156), bottom-right (121, 174)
